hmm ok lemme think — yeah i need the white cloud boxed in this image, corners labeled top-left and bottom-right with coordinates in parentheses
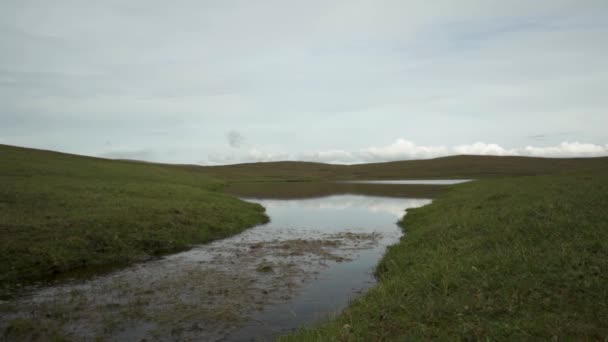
top-left (297, 150), bottom-right (357, 164)
top-left (453, 142), bottom-right (511, 156)
top-left (243, 149), bottom-right (290, 163)
top-left (3, 1), bottom-right (607, 160)
top-left (518, 141), bottom-right (608, 158)
top-left (207, 139), bottom-right (608, 165)
top-left (358, 139), bottom-right (450, 162)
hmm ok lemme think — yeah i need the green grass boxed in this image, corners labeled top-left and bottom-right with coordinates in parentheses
top-left (3, 143), bottom-right (608, 339)
top-left (0, 145), bottom-right (268, 296)
top-left (281, 172), bottom-right (608, 340)
top-left (201, 155), bottom-right (608, 181)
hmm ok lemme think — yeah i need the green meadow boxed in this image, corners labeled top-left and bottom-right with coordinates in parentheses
top-left (2, 144), bottom-right (607, 339)
top-left (0, 144), bottom-right (267, 296)
top-left (281, 172), bottom-right (608, 340)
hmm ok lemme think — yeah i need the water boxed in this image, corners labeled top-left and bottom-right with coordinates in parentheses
top-left (224, 196), bottom-right (431, 341)
top-left (0, 193), bottom-right (432, 341)
top-left (341, 179), bottom-right (472, 185)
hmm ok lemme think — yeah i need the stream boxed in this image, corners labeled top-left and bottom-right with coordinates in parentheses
top-left (0, 184), bottom-right (444, 341)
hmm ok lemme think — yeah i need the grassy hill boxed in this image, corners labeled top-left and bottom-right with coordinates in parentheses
top-left (282, 171), bottom-right (608, 340)
top-left (201, 155), bottom-right (608, 181)
top-left (2, 144), bottom-right (608, 339)
top-left (0, 144), bottom-right (268, 296)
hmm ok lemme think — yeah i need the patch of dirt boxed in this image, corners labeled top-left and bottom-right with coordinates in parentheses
top-left (0, 231), bottom-right (385, 341)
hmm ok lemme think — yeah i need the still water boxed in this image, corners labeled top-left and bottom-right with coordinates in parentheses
top-left (1, 192), bottom-right (432, 341)
top-left (342, 179), bottom-right (472, 185)
top-left (224, 195), bottom-right (431, 341)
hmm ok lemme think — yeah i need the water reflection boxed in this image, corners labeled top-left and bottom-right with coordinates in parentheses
top-left (258, 195), bottom-right (431, 220)
top-left (342, 179), bottom-right (472, 185)
top-left (225, 181), bottom-right (446, 199)
top-left (0, 194), bottom-right (431, 341)
top-left (225, 195), bottom-right (432, 341)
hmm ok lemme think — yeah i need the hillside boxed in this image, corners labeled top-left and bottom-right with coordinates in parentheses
top-left (0, 144), bottom-right (268, 296)
top-left (283, 171), bottom-right (608, 340)
top-left (3, 144), bottom-right (608, 339)
top-left (3, 143), bottom-right (608, 295)
top-left (199, 154), bottom-right (608, 181)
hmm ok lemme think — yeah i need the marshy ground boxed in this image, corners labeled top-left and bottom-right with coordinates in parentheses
top-left (1, 195), bottom-right (431, 341)
top-left (2, 144), bottom-right (608, 341)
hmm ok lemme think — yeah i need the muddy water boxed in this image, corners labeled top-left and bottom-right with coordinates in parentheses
top-left (0, 195), bottom-right (431, 341)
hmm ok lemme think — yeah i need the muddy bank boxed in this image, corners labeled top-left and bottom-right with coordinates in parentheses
top-left (2, 232), bottom-right (383, 341)
top-left (1, 195), bottom-right (431, 341)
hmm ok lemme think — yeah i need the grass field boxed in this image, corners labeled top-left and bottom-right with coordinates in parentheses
top-left (2, 144), bottom-right (607, 339)
top-left (281, 172), bottom-right (608, 340)
top-left (0, 144), bottom-right (268, 296)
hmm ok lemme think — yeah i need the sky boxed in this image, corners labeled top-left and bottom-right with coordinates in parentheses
top-left (1, 0), bottom-right (607, 164)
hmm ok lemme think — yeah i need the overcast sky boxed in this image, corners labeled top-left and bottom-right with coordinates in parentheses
top-left (1, 0), bottom-right (607, 164)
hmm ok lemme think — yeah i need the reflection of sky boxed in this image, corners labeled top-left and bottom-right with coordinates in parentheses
top-left (249, 195), bottom-right (431, 232)
top-left (223, 195), bottom-right (434, 339)
top-left (9, 193), bottom-right (433, 342)
top-left (342, 179), bottom-right (472, 185)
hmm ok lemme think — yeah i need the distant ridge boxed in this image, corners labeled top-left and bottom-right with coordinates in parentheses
top-left (3, 144), bottom-right (608, 181)
top-left (201, 154), bottom-right (608, 180)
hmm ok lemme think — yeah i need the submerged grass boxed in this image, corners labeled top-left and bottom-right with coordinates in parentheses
top-left (281, 172), bottom-right (608, 340)
top-left (0, 145), bottom-right (268, 296)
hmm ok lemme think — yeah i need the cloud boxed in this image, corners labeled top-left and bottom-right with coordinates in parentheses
top-left (97, 139), bottom-right (608, 165)
top-left (358, 139), bottom-right (450, 162)
top-left (226, 130), bottom-right (245, 148)
top-left (294, 140), bottom-right (450, 163)
top-left (244, 149), bottom-right (290, 163)
top-left (452, 141), bottom-right (608, 158)
top-left (452, 142), bottom-right (511, 156)
top-left (2, 1), bottom-right (607, 162)
top-left (518, 142), bottom-right (608, 158)
top-left (295, 140), bottom-right (450, 164)
top-left (297, 150), bottom-right (358, 164)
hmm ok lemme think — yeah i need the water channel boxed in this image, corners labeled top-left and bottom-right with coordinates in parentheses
top-left (0, 181), bottom-right (468, 341)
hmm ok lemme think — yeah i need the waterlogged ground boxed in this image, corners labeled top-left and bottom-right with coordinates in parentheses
top-left (1, 195), bottom-right (431, 341)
